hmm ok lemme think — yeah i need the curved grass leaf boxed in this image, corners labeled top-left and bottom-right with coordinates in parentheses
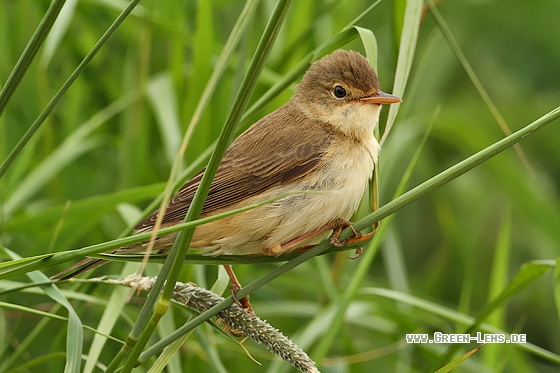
top-left (362, 283), bottom-right (560, 365)
top-left (146, 74), bottom-right (181, 166)
top-left (380, 0), bottom-right (421, 145)
top-left (4, 248), bottom-right (82, 373)
top-left (40, 0), bottom-right (78, 68)
top-left (435, 345), bottom-right (484, 373)
top-left (433, 260), bottom-right (555, 370)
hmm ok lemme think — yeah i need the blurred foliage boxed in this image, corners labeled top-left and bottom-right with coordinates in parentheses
top-left (0, 0), bottom-right (559, 372)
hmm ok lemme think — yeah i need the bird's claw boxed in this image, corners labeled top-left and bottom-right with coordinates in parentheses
top-left (328, 219), bottom-right (361, 247)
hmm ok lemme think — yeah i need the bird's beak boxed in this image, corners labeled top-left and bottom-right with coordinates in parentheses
top-left (359, 91), bottom-right (402, 105)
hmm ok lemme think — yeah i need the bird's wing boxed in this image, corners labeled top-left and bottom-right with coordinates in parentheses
top-left (134, 105), bottom-right (332, 230)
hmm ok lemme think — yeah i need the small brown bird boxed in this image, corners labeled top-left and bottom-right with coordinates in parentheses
top-left (55, 50), bottom-right (401, 298)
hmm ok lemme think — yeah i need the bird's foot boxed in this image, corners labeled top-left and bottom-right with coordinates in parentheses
top-left (230, 283), bottom-right (253, 312)
top-left (224, 265), bottom-right (253, 312)
top-left (328, 218), bottom-right (361, 247)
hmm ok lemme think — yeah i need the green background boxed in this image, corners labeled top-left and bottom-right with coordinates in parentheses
top-left (1, 0), bottom-right (559, 372)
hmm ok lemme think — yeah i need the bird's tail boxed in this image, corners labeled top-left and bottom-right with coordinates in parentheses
top-left (51, 257), bottom-right (109, 281)
top-left (50, 236), bottom-right (172, 281)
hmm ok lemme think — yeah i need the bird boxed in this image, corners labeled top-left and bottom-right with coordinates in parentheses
top-left (53, 50), bottom-right (401, 307)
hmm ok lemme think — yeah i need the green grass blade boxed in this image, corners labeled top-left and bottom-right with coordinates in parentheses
top-left (434, 260), bottom-right (554, 370)
top-left (3, 137), bottom-right (101, 217)
top-left (40, 0), bottom-right (78, 68)
top-left (425, 0), bottom-right (534, 175)
top-left (435, 345), bottom-right (484, 373)
top-left (354, 26), bottom-right (378, 71)
top-left (0, 306), bottom-right (59, 371)
top-left (2, 91), bottom-right (138, 217)
top-left (150, 308), bottom-right (182, 373)
top-left (469, 260), bottom-right (554, 330)
top-left (146, 74), bottom-right (181, 166)
top-left (5, 183), bottom-right (160, 231)
top-left (347, 105), bottom-right (560, 240)
top-left (555, 259), bottom-right (560, 323)
top-left (0, 0), bottom-right (66, 117)
top-left (82, 262), bottom-right (140, 373)
top-left (363, 286), bottom-right (560, 365)
top-left (182, 0), bottom-right (214, 157)
top-left (0, 0), bottom-right (141, 180)
top-left (484, 206), bottom-right (512, 368)
top-left (4, 248), bottom-right (82, 373)
top-left (380, 0), bottom-right (422, 145)
top-left (0, 301), bottom-right (67, 321)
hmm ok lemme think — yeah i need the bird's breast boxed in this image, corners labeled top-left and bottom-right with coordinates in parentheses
top-left (311, 133), bottom-right (378, 214)
top-left (257, 133), bottom-right (379, 242)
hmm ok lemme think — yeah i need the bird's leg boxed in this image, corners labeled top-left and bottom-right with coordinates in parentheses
top-left (264, 220), bottom-right (342, 255)
top-left (223, 264), bottom-right (253, 312)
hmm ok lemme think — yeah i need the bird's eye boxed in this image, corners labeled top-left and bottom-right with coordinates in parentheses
top-left (333, 85), bottom-right (346, 98)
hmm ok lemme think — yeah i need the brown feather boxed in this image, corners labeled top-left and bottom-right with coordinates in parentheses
top-left (134, 102), bottom-right (333, 230)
